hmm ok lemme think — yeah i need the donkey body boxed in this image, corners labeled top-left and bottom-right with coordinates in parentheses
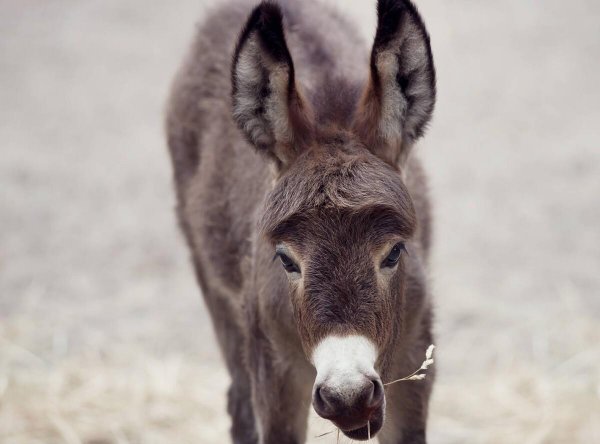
top-left (166, 0), bottom-right (436, 442)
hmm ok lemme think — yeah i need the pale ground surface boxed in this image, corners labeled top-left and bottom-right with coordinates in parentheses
top-left (1, 0), bottom-right (599, 443)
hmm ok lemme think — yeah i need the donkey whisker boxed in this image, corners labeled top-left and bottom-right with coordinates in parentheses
top-left (315, 429), bottom-right (336, 438)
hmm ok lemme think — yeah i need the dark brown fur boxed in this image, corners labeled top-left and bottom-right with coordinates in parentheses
top-left (166, 1), bottom-right (436, 442)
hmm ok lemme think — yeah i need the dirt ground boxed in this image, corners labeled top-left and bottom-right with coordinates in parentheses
top-left (1, 1), bottom-right (599, 443)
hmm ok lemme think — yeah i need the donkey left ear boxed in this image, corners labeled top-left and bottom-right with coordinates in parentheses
top-left (232, 2), bottom-right (314, 171)
top-left (353, 0), bottom-right (436, 167)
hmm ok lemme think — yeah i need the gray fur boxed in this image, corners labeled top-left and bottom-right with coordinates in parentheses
top-left (166, 1), bottom-right (436, 442)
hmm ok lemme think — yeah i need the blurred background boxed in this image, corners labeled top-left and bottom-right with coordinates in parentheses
top-left (1, 0), bottom-right (599, 443)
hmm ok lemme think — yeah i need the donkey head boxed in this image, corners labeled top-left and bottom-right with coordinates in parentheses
top-left (232, 0), bottom-right (435, 439)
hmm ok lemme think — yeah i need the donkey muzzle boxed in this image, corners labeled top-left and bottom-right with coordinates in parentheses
top-left (311, 335), bottom-right (385, 440)
top-left (313, 376), bottom-right (384, 434)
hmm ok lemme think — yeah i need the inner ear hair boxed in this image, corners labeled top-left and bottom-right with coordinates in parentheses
top-left (353, 0), bottom-right (436, 167)
top-left (231, 2), bottom-right (314, 170)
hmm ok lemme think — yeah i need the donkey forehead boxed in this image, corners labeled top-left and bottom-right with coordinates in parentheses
top-left (259, 144), bottom-right (417, 242)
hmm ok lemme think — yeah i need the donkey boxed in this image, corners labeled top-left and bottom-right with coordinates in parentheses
top-left (166, 0), bottom-right (436, 442)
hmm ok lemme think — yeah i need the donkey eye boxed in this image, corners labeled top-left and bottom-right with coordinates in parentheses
top-left (381, 242), bottom-right (406, 268)
top-left (275, 253), bottom-right (300, 274)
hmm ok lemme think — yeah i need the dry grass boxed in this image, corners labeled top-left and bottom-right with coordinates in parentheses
top-left (0, 321), bottom-right (229, 444)
top-left (430, 310), bottom-right (600, 444)
top-left (2, 303), bottom-right (598, 443)
top-left (1, 0), bottom-right (599, 443)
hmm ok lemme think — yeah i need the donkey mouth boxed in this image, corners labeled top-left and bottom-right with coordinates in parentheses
top-left (339, 407), bottom-right (384, 441)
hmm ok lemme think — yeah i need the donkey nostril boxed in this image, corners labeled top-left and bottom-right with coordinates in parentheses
top-left (313, 385), bottom-right (336, 418)
top-left (315, 386), bottom-right (324, 404)
top-left (368, 379), bottom-right (384, 409)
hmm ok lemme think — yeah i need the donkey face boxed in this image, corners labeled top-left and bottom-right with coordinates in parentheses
top-left (260, 140), bottom-right (417, 439)
top-left (232, 1), bottom-right (435, 440)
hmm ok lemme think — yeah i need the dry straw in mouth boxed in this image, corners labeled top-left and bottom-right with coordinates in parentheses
top-left (384, 344), bottom-right (435, 386)
top-left (316, 345), bottom-right (436, 441)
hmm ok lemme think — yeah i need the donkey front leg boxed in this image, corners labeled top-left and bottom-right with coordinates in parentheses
top-left (226, 364), bottom-right (258, 444)
top-left (192, 280), bottom-right (258, 443)
top-left (247, 334), bottom-right (314, 444)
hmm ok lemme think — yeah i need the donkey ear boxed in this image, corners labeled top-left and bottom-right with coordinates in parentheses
top-left (353, 0), bottom-right (436, 167)
top-left (232, 2), bottom-right (314, 170)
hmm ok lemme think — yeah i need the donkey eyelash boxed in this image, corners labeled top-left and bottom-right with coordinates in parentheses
top-left (273, 251), bottom-right (301, 274)
top-left (272, 250), bottom-right (290, 262)
top-left (381, 242), bottom-right (407, 268)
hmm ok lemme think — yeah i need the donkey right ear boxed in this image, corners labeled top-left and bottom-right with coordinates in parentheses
top-left (353, 0), bottom-right (436, 168)
top-left (232, 2), bottom-right (314, 170)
